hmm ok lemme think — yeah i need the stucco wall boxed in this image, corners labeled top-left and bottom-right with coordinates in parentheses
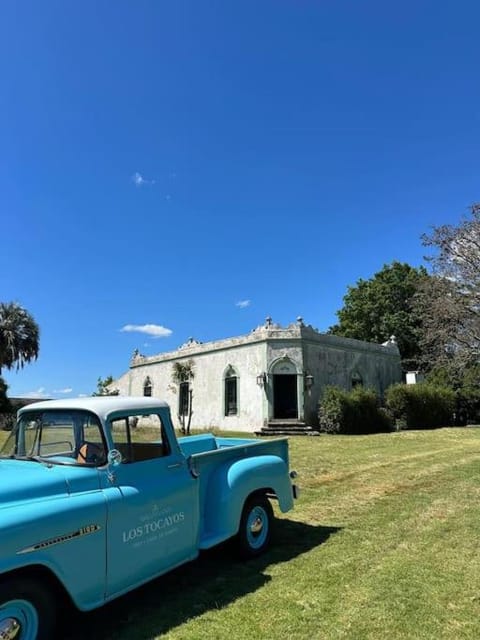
top-left (118, 341), bottom-right (267, 432)
top-left (302, 334), bottom-right (402, 425)
top-left (109, 319), bottom-right (402, 432)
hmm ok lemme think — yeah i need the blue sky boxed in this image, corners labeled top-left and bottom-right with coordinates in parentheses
top-left (2, 0), bottom-right (479, 398)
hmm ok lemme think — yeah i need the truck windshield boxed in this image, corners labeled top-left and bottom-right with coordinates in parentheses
top-left (0, 410), bottom-right (106, 466)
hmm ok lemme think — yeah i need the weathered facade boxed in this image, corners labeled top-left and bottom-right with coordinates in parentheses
top-left (110, 317), bottom-right (402, 433)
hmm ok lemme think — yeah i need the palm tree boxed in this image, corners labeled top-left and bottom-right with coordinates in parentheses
top-left (0, 302), bottom-right (40, 374)
top-left (171, 359), bottom-right (195, 434)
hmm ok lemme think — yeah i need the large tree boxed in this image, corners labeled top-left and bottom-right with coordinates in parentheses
top-left (329, 262), bottom-right (429, 370)
top-left (416, 203), bottom-right (480, 373)
top-left (0, 302), bottom-right (40, 374)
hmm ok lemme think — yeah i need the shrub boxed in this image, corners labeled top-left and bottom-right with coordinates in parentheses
top-left (385, 383), bottom-right (455, 430)
top-left (318, 387), bottom-right (347, 435)
top-left (0, 412), bottom-right (15, 431)
top-left (426, 364), bottom-right (480, 425)
top-left (318, 386), bottom-right (392, 435)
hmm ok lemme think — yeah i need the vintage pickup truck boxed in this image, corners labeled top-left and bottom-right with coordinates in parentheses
top-left (0, 396), bottom-right (298, 639)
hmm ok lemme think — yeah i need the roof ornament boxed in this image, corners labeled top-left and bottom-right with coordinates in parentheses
top-left (179, 337), bottom-right (201, 350)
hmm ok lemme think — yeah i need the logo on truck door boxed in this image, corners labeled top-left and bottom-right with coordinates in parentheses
top-left (122, 504), bottom-right (185, 547)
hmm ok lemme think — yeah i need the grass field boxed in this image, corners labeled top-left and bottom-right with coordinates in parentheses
top-left (3, 425), bottom-right (480, 638)
top-left (57, 427), bottom-right (480, 639)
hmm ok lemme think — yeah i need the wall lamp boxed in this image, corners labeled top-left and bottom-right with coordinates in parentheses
top-left (304, 373), bottom-right (314, 390)
top-left (256, 372), bottom-right (267, 388)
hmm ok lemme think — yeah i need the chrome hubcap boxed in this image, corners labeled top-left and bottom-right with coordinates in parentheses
top-left (0, 618), bottom-right (21, 640)
top-left (250, 516), bottom-right (263, 534)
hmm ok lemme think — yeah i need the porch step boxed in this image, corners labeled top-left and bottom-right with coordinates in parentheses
top-left (254, 421), bottom-right (320, 437)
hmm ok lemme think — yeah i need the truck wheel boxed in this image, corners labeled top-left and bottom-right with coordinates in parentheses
top-left (237, 494), bottom-right (273, 559)
top-left (0, 577), bottom-right (56, 640)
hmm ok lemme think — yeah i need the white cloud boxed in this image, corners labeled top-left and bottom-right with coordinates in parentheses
top-left (53, 387), bottom-right (73, 394)
top-left (132, 172), bottom-right (156, 187)
top-left (120, 323), bottom-right (173, 338)
top-left (24, 387), bottom-right (49, 399)
top-left (236, 300), bottom-right (251, 309)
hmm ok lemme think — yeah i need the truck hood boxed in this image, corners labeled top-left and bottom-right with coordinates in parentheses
top-left (0, 459), bottom-right (69, 507)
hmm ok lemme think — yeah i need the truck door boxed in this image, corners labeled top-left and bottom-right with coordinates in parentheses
top-left (100, 413), bottom-right (198, 598)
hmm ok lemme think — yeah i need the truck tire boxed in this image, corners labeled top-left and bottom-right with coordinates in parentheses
top-left (237, 494), bottom-right (273, 559)
top-left (0, 577), bottom-right (56, 640)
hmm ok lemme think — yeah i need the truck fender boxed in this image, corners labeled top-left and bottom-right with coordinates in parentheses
top-left (202, 455), bottom-right (294, 542)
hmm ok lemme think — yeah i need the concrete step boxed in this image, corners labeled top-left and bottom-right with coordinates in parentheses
top-left (266, 422), bottom-right (307, 430)
top-left (255, 426), bottom-right (320, 437)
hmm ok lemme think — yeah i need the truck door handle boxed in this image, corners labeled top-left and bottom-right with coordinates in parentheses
top-left (167, 462), bottom-right (183, 469)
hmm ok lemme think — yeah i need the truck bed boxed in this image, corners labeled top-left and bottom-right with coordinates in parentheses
top-left (178, 433), bottom-right (290, 465)
top-left (178, 433), bottom-right (292, 549)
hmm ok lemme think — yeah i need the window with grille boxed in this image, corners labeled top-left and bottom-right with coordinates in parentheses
top-left (143, 377), bottom-right (153, 397)
top-left (225, 376), bottom-right (238, 416)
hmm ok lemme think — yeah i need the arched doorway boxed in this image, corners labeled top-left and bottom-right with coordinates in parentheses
top-left (271, 358), bottom-right (298, 420)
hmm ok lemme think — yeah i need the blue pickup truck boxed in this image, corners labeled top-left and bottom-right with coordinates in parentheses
top-left (0, 396), bottom-right (298, 639)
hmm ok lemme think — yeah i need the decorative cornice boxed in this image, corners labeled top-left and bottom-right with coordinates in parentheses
top-left (129, 318), bottom-right (400, 369)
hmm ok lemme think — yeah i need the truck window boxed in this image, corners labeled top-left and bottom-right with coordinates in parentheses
top-left (0, 410), bottom-right (106, 466)
top-left (110, 413), bottom-right (170, 463)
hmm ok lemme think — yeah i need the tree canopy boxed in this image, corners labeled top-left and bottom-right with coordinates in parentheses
top-left (415, 203), bottom-right (480, 374)
top-left (0, 302), bottom-right (39, 374)
top-left (93, 375), bottom-right (119, 396)
top-left (329, 262), bottom-right (428, 370)
top-left (171, 360), bottom-right (195, 384)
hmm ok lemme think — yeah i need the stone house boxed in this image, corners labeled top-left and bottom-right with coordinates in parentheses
top-left (110, 317), bottom-right (401, 433)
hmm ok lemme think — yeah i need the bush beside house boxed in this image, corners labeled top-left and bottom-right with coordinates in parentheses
top-left (318, 382), bottom-right (457, 435)
top-left (385, 383), bottom-right (455, 430)
top-left (318, 386), bottom-right (392, 435)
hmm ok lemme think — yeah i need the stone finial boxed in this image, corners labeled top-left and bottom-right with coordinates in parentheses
top-left (179, 337), bottom-right (201, 350)
top-left (130, 348), bottom-right (144, 364)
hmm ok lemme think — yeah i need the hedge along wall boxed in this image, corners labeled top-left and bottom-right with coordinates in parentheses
top-left (318, 386), bottom-right (392, 435)
top-left (385, 383), bottom-right (455, 430)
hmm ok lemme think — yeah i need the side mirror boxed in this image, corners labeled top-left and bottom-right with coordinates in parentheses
top-left (107, 448), bottom-right (123, 467)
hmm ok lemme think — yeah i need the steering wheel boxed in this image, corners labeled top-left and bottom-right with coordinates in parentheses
top-left (77, 441), bottom-right (105, 464)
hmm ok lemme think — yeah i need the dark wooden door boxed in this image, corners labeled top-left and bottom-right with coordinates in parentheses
top-left (273, 374), bottom-right (298, 419)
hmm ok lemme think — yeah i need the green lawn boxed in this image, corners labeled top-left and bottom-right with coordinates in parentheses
top-left (59, 427), bottom-right (480, 639)
top-left (2, 424), bottom-right (478, 638)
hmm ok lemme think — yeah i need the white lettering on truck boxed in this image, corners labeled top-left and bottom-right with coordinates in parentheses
top-left (122, 512), bottom-right (185, 543)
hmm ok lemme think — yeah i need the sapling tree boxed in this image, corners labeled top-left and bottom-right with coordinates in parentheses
top-left (171, 359), bottom-right (195, 434)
